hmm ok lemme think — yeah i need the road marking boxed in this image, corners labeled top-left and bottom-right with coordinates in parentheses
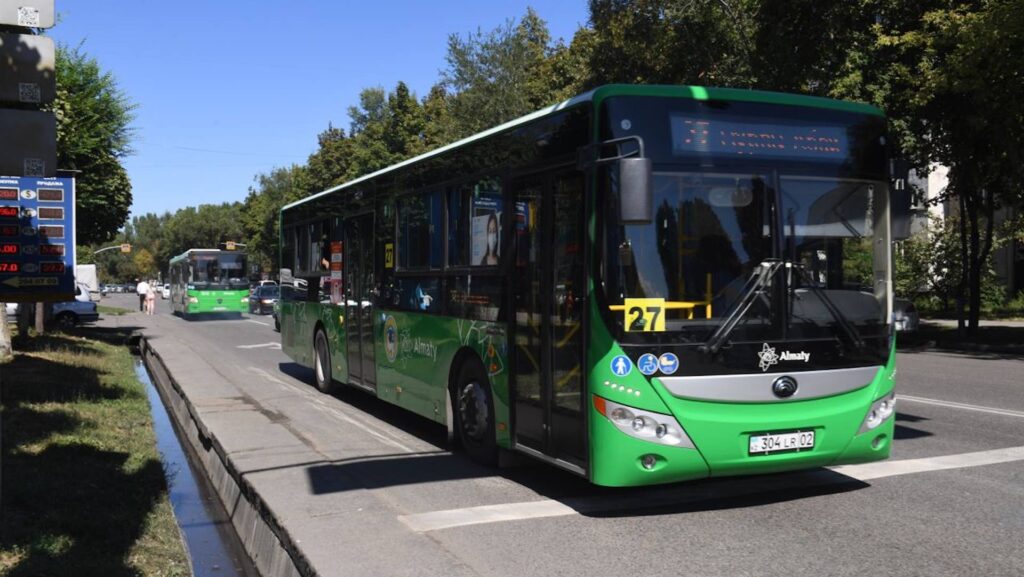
top-left (399, 500), bottom-right (575, 532)
top-left (399, 444), bottom-right (1024, 533)
top-left (898, 394), bottom-right (1024, 419)
top-left (831, 445), bottom-right (1024, 481)
top-left (246, 319), bottom-right (270, 326)
top-left (237, 342), bottom-right (281, 350)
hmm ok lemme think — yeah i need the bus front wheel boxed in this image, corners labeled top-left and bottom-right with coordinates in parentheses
top-left (313, 329), bottom-right (336, 394)
top-left (454, 361), bottom-right (497, 466)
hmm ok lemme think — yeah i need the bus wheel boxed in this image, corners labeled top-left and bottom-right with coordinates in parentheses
top-left (313, 329), bottom-right (336, 394)
top-left (454, 361), bottom-right (497, 465)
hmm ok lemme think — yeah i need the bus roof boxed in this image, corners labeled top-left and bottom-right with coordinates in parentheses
top-left (169, 248), bottom-right (243, 263)
top-left (283, 84), bottom-right (884, 211)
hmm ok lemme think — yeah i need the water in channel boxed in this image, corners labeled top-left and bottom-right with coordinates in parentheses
top-left (135, 360), bottom-right (261, 577)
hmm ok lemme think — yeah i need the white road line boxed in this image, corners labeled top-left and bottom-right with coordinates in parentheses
top-left (831, 445), bottom-right (1024, 481)
top-left (236, 342), bottom-right (282, 350)
top-left (898, 394), bottom-right (1024, 419)
top-left (399, 500), bottom-right (576, 533)
top-left (246, 319), bottom-right (270, 326)
top-left (399, 444), bottom-right (1024, 533)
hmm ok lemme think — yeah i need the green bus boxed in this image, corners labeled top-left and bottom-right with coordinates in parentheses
top-left (278, 84), bottom-right (905, 487)
top-left (168, 249), bottom-right (249, 315)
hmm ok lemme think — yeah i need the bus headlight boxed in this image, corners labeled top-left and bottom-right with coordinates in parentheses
top-left (859, 392), bottom-right (896, 433)
top-left (595, 396), bottom-right (694, 448)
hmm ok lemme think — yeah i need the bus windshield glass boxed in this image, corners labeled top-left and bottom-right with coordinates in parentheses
top-left (599, 96), bottom-right (889, 345)
top-left (190, 253), bottom-right (248, 290)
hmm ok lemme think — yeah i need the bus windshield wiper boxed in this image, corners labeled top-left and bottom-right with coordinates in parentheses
top-left (699, 259), bottom-right (783, 355)
top-left (791, 264), bottom-right (865, 350)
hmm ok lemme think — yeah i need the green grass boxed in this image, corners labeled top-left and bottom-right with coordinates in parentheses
top-left (0, 331), bottom-right (190, 577)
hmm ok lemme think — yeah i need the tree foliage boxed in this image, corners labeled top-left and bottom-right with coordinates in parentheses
top-left (50, 43), bottom-right (137, 244)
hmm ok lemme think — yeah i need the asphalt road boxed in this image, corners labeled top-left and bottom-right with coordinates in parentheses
top-left (100, 293), bottom-right (1024, 576)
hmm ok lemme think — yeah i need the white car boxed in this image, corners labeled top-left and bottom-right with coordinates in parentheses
top-left (162, 283), bottom-right (170, 299)
top-left (3, 283), bottom-right (99, 327)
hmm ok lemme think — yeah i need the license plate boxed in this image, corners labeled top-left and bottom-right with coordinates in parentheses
top-left (749, 430), bottom-right (815, 455)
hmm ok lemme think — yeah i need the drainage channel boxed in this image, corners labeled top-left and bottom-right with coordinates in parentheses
top-left (135, 360), bottom-right (261, 577)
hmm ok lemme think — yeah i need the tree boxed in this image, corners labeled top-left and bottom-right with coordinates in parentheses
top-left (242, 165), bottom-right (305, 272)
top-left (585, 0), bottom-right (756, 88)
top-left (49, 43), bottom-right (136, 244)
top-left (442, 8), bottom-right (566, 137)
top-left (831, 0), bottom-right (1024, 334)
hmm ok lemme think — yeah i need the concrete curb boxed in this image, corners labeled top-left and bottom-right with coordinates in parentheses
top-left (141, 337), bottom-right (312, 577)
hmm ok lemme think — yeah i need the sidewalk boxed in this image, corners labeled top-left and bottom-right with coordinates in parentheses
top-left (94, 310), bottom-right (481, 577)
top-left (899, 319), bottom-right (1024, 355)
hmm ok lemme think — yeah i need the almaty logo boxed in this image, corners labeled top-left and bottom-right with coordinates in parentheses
top-left (757, 342), bottom-right (779, 372)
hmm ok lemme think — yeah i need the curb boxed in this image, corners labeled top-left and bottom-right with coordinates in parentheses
top-left (141, 337), bottom-right (312, 577)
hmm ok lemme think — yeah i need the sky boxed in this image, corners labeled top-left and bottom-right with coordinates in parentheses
top-left (47, 1), bottom-right (590, 220)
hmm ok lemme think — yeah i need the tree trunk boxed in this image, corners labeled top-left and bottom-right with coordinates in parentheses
top-left (0, 304), bottom-right (11, 362)
top-left (34, 301), bottom-right (45, 335)
top-left (956, 193), bottom-right (968, 336)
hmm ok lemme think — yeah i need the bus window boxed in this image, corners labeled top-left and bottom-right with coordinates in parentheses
top-left (398, 190), bottom-right (442, 269)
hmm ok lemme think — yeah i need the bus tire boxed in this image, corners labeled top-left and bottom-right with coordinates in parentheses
top-left (453, 360), bottom-right (498, 466)
top-left (313, 329), bottom-right (336, 394)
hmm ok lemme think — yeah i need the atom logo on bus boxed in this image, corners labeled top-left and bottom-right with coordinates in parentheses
top-left (757, 343), bottom-right (779, 372)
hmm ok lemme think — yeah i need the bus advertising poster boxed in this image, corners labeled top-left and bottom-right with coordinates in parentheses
top-left (0, 175), bottom-right (75, 302)
top-left (472, 194), bottom-right (501, 266)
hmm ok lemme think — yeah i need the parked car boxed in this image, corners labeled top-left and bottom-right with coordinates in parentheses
top-left (248, 284), bottom-right (279, 315)
top-left (54, 284), bottom-right (100, 327)
top-left (161, 283), bottom-right (170, 299)
top-left (893, 297), bottom-right (919, 332)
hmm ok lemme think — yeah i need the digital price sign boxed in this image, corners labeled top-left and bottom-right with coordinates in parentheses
top-left (0, 176), bottom-right (75, 302)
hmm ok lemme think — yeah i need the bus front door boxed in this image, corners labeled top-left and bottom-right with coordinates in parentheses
top-left (344, 213), bottom-right (377, 391)
top-left (511, 172), bottom-right (586, 470)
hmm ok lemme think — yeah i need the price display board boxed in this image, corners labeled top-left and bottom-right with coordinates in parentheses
top-left (0, 175), bottom-right (75, 302)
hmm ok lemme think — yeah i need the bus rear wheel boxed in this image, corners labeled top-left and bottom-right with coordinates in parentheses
top-left (454, 361), bottom-right (497, 466)
top-left (313, 329), bottom-right (336, 394)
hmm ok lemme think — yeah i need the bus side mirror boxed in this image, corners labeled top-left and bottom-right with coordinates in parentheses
top-left (619, 157), bottom-right (653, 224)
top-left (890, 159), bottom-right (913, 240)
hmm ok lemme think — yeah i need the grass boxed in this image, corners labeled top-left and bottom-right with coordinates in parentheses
top-left (97, 305), bottom-right (133, 316)
top-left (0, 330), bottom-right (190, 577)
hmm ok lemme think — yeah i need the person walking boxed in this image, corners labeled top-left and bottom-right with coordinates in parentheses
top-left (135, 278), bottom-right (150, 312)
top-left (145, 281), bottom-right (157, 315)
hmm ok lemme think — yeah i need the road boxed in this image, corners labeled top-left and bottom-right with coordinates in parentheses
top-left (101, 293), bottom-right (1024, 576)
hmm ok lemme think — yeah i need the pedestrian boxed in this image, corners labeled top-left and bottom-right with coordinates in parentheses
top-left (145, 281), bottom-right (157, 315)
top-left (135, 278), bottom-right (150, 312)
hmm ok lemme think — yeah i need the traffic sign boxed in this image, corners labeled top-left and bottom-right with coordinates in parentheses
top-left (0, 175), bottom-right (74, 302)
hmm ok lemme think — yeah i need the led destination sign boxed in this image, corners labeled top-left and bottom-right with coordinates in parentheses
top-left (671, 115), bottom-right (849, 160)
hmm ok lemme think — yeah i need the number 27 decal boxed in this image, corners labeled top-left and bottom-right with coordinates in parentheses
top-left (623, 298), bottom-right (666, 332)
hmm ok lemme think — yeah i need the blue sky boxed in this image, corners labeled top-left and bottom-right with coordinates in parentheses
top-left (48, 1), bottom-right (589, 219)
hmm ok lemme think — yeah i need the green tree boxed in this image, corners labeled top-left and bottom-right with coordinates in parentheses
top-left (49, 43), bottom-right (137, 244)
top-left (242, 165), bottom-right (305, 272)
top-left (831, 0), bottom-right (1024, 333)
top-left (443, 8), bottom-right (565, 137)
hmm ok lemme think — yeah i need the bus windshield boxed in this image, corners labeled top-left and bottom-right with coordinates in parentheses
top-left (604, 171), bottom-right (889, 343)
top-left (598, 96), bottom-right (890, 347)
top-left (190, 253), bottom-right (248, 290)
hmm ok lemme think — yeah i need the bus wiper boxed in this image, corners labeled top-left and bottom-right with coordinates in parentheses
top-left (699, 259), bottom-right (783, 355)
top-left (791, 264), bottom-right (865, 349)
